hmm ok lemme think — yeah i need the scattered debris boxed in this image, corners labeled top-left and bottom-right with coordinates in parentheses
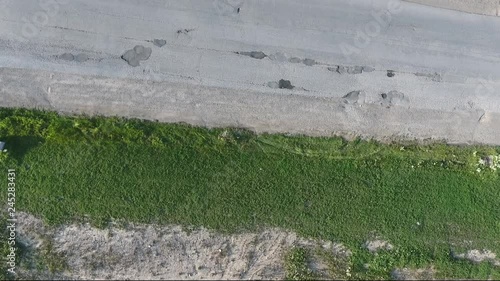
top-left (278, 79), bottom-right (294, 89)
top-left (121, 45), bottom-right (152, 67)
top-left (176, 28), bottom-right (195, 35)
top-left (237, 51), bottom-right (267, 59)
top-left (153, 39), bottom-right (167, 47)
top-left (364, 240), bottom-right (394, 253)
top-left (387, 70), bottom-right (396, 77)
top-left (478, 155), bottom-right (500, 171)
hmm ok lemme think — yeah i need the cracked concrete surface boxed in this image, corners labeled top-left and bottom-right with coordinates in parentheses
top-left (0, 0), bottom-right (499, 145)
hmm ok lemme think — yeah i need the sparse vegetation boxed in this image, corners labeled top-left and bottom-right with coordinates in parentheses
top-left (285, 247), bottom-right (315, 280)
top-left (0, 108), bottom-right (499, 279)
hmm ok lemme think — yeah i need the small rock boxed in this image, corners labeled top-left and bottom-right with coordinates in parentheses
top-left (59, 53), bottom-right (74, 61)
top-left (153, 39), bottom-right (167, 47)
top-left (387, 70), bottom-right (395, 77)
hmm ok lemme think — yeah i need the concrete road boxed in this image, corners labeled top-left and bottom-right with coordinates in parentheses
top-left (0, 0), bottom-right (499, 144)
top-left (406, 0), bottom-right (500, 16)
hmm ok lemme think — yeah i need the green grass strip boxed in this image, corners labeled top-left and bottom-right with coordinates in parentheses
top-left (0, 108), bottom-right (499, 279)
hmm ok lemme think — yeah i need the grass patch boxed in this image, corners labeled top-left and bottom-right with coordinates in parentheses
top-left (285, 247), bottom-right (316, 280)
top-left (0, 108), bottom-right (499, 278)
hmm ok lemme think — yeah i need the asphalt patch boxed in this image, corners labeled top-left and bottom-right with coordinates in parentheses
top-left (238, 51), bottom-right (267, 59)
top-left (153, 39), bottom-right (167, 47)
top-left (302, 58), bottom-right (316, 66)
top-left (415, 72), bottom-right (441, 82)
top-left (74, 53), bottom-right (89, 62)
top-left (330, 65), bottom-right (373, 74)
top-left (121, 45), bottom-right (152, 67)
top-left (278, 79), bottom-right (294, 89)
top-left (59, 53), bottom-right (74, 61)
top-left (343, 91), bottom-right (361, 104)
top-left (267, 81), bottom-right (280, 89)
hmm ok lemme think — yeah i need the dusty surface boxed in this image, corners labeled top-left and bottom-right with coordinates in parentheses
top-left (453, 249), bottom-right (500, 266)
top-left (15, 212), bottom-right (350, 280)
top-left (391, 266), bottom-right (436, 280)
top-left (0, 0), bottom-right (499, 144)
top-left (364, 239), bottom-right (394, 253)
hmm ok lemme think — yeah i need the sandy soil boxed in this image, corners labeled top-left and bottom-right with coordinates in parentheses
top-left (15, 212), bottom-right (350, 280)
top-left (13, 212), bottom-right (500, 280)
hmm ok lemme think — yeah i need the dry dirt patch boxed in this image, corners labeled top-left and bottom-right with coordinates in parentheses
top-left (15, 212), bottom-right (349, 280)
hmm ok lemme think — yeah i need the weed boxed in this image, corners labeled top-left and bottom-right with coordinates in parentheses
top-left (285, 247), bottom-right (316, 280)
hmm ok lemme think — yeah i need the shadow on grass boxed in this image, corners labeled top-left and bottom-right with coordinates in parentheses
top-left (3, 136), bottom-right (44, 164)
